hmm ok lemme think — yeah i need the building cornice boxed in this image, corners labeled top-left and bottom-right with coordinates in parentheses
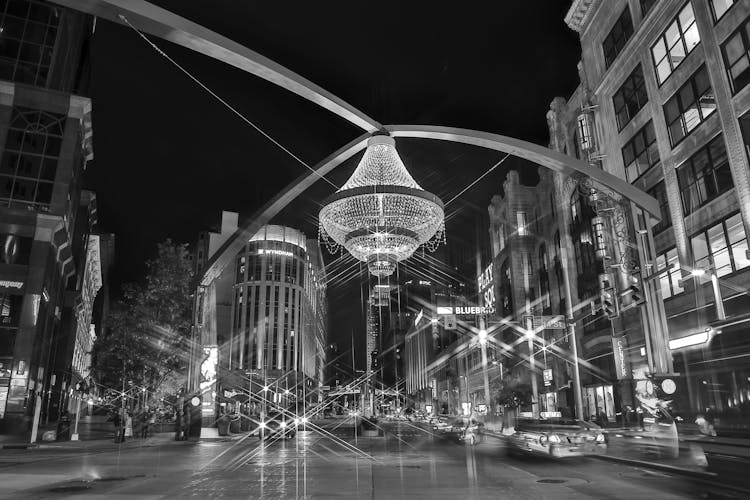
top-left (565, 0), bottom-right (597, 32)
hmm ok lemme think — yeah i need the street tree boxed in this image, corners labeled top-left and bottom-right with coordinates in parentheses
top-left (92, 240), bottom-right (194, 408)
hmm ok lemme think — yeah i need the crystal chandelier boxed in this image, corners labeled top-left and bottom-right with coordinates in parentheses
top-left (319, 135), bottom-right (445, 277)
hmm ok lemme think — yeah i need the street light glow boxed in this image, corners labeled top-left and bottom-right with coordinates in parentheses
top-left (478, 329), bottom-right (488, 345)
top-left (691, 268), bottom-right (706, 277)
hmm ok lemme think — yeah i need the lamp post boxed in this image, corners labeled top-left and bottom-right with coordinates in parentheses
top-left (478, 329), bottom-right (491, 417)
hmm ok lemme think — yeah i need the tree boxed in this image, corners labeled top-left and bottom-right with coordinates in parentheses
top-left (91, 240), bottom-right (194, 408)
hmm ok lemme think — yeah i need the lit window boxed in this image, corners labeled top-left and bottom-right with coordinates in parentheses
top-left (622, 121), bottom-right (659, 182)
top-left (664, 66), bottom-right (716, 147)
top-left (517, 212), bottom-right (528, 236)
top-left (721, 15), bottom-right (750, 94)
top-left (676, 135), bottom-right (733, 214)
top-left (691, 214), bottom-right (750, 276)
top-left (710, 0), bottom-right (736, 22)
top-left (613, 65), bottom-right (648, 131)
top-left (603, 8), bottom-right (634, 68)
top-left (651, 2), bottom-right (700, 85)
top-left (656, 248), bottom-right (683, 298)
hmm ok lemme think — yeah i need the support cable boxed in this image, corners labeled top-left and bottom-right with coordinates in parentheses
top-left (117, 14), bottom-right (339, 189)
top-left (445, 153), bottom-right (511, 206)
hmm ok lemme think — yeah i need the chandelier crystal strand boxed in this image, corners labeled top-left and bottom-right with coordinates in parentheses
top-left (318, 135), bottom-right (445, 277)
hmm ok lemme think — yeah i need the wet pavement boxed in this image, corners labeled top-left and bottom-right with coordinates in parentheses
top-left (0, 419), bottom-right (746, 499)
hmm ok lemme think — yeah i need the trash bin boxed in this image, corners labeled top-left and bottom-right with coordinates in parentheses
top-left (57, 415), bottom-right (72, 441)
top-left (217, 415), bottom-right (230, 436)
top-left (229, 415), bottom-right (241, 434)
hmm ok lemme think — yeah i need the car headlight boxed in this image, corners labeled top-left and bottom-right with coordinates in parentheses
top-left (280, 421), bottom-right (287, 428)
top-left (596, 433), bottom-right (605, 443)
top-left (293, 418), bottom-right (300, 426)
top-left (259, 422), bottom-right (266, 429)
top-left (548, 434), bottom-right (561, 444)
top-left (301, 416), bottom-right (308, 423)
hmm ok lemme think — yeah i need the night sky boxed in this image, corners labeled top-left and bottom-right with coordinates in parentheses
top-left (81, 1), bottom-right (581, 366)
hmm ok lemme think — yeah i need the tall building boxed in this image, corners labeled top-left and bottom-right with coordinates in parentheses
top-left (194, 222), bottom-right (327, 422)
top-left (541, 0), bottom-right (750, 420)
top-left (0, 0), bottom-right (95, 436)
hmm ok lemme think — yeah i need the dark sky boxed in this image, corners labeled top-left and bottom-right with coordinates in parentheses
top-left (82, 1), bottom-right (581, 367)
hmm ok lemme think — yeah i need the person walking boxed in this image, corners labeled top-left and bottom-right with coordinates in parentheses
top-left (113, 410), bottom-right (123, 443)
top-left (124, 410), bottom-right (133, 439)
top-left (141, 409), bottom-right (151, 439)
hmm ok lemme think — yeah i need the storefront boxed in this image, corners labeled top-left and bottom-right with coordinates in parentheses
top-left (583, 384), bottom-right (616, 423)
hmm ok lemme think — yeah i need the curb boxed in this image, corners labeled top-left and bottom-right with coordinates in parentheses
top-left (593, 453), bottom-right (717, 479)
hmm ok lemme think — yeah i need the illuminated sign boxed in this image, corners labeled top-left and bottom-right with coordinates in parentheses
top-left (612, 335), bottom-right (631, 380)
top-left (0, 280), bottom-right (23, 289)
top-left (258, 249), bottom-right (293, 257)
top-left (437, 306), bottom-right (495, 316)
top-left (418, 280), bottom-right (432, 286)
top-left (477, 264), bottom-right (495, 310)
top-left (414, 309), bottom-right (424, 326)
top-left (669, 329), bottom-right (712, 350)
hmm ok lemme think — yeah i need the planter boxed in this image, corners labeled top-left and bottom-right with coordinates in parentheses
top-left (229, 417), bottom-right (241, 433)
top-left (217, 418), bottom-right (230, 436)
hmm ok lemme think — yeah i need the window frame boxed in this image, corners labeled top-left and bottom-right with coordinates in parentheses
top-left (710, 0), bottom-right (736, 23)
top-left (676, 134), bottom-right (733, 214)
top-left (690, 212), bottom-right (750, 276)
top-left (613, 65), bottom-right (649, 131)
top-left (603, 8), bottom-right (635, 69)
top-left (656, 247), bottom-right (684, 299)
top-left (720, 14), bottom-right (750, 94)
top-left (663, 65), bottom-right (716, 147)
top-left (622, 120), bottom-right (660, 182)
top-left (650, 1), bottom-right (701, 85)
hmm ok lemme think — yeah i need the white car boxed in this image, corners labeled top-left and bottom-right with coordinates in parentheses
top-left (507, 418), bottom-right (606, 458)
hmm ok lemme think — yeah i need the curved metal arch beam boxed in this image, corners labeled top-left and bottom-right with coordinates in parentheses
top-left (385, 125), bottom-right (661, 219)
top-left (200, 126), bottom-right (661, 286)
top-left (52, 0), bottom-right (383, 133)
top-left (199, 133), bottom-right (371, 286)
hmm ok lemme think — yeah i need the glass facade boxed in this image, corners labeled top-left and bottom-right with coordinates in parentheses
top-left (0, 107), bottom-right (64, 211)
top-left (230, 226), bottom-right (325, 381)
top-left (0, 0), bottom-right (59, 87)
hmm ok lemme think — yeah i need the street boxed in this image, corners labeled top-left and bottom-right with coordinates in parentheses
top-left (0, 420), bottom-right (745, 499)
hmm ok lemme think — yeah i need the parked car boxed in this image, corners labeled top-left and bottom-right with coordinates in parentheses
top-left (432, 417), bottom-right (453, 433)
top-left (507, 418), bottom-right (606, 458)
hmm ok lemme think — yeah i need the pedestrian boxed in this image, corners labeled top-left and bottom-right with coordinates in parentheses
top-left (124, 410), bottom-right (133, 439)
top-left (141, 410), bottom-right (151, 439)
top-left (113, 410), bottom-right (123, 443)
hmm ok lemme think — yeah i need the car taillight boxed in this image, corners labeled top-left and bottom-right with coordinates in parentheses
top-left (596, 433), bottom-right (605, 443)
top-left (548, 434), bottom-right (561, 444)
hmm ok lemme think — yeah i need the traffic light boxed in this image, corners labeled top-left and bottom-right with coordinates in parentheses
top-left (370, 350), bottom-right (379, 369)
top-left (628, 273), bottom-right (645, 306)
top-left (599, 273), bottom-right (619, 319)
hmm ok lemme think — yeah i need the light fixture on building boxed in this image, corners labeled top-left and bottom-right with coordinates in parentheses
top-left (318, 135), bottom-right (445, 277)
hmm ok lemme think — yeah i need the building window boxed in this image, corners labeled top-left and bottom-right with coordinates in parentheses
top-left (676, 135), bottom-right (733, 214)
top-left (538, 245), bottom-right (550, 310)
top-left (0, 0), bottom-right (59, 87)
top-left (651, 2), bottom-right (700, 85)
top-left (517, 211), bottom-right (528, 236)
top-left (710, 0), bottom-right (736, 22)
top-left (603, 8), bottom-right (634, 68)
top-left (613, 65), bottom-right (648, 131)
top-left (640, 0), bottom-right (658, 17)
top-left (0, 107), bottom-right (65, 211)
top-left (721, 15), bottom-right (750, 94)
top-left (664, 66), bottom-right (716, 146)
top-left (622, 121), bottom-right (659, 182)
top-left (656, 248), bottom-right (683, 299)
top-left (500, 260), bottom-right (512, 317)
top-left (691, 213), bottom-right (750, 276)
top-left (647, 181), bottom-right (672, 234)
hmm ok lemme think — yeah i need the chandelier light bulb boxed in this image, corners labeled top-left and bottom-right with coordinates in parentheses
top-left (318, 135), bottom-right (445, 277)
